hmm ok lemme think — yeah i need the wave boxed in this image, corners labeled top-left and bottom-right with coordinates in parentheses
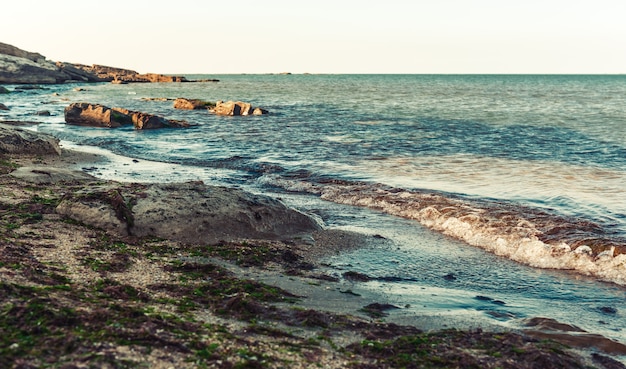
top-left (259, 175), bottom-right (626, 286)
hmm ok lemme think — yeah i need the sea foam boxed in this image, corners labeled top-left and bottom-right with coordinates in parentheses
top-left (261, 175), bottom-right (626, 286)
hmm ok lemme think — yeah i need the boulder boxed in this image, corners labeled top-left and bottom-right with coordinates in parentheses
top-left (0, 86), bottom-right (9, 94)
top-left (64, 103), bottom-right (190, 129)
top-left (173, 98), bottom-right (213, 110)
top-left (211, 100), bottom-right (268, 116)
top-left (56, 181), bottom-right (322, 244)
top-left (0, 103), bottom-right (8, 110)
top-left (64, 103), bottom-right (128, 128)
top-left (0, 123), bottom-right (61, 155)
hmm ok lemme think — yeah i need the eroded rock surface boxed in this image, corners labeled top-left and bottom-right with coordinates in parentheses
top-left (56, 181), bottom-right (322, 244)
top-left (0, 123), bottom-right (61, 155)
top-left (64, 102), bottom-right (190, 129)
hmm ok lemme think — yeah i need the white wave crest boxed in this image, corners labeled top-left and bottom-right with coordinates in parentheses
top-left (316, 183), bottom-right (626, 286)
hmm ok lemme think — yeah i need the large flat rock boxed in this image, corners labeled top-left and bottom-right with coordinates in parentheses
top-left (0, 123), bottom-right (61, 155)
top-left (56, 181), bottom-right (322, 244)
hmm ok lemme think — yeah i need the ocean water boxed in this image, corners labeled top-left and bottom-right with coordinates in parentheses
top-left (2, 74), bottom-right (626, 348)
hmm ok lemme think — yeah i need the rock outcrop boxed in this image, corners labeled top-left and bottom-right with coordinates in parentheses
top-left (0, 42), bottom-right (202, 84)
top-left (173, 98), bottom-right (214, 110)
top-left (69, 64), bottom-right (188, 83)
top-left (210, 101), bottom-right (268, 116)
top-left (0, 42), bottom-right (103, 84)
top-left (0, 123), bottom-right (61, 155)
top-left (56, 181), bottom-right (322, 244)
top-left (64, 102), bottom-right (190, 129)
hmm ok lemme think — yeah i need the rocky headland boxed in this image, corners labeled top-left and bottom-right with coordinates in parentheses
top-left (0, 42), bottom-right (216, 84)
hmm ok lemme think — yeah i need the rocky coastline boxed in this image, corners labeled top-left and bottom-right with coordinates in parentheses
top-left (1, 125), bottom-right (626, 369)
top-left (2, 42), bottom-right (626, 368)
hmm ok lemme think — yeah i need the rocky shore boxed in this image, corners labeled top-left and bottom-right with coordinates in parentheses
top-left (2, 125), bottom-right (626, 368)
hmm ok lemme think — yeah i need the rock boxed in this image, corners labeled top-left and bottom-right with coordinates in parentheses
top-left (0, 123), bottom-right (61, 155)
top-left (0, 42), bottom-right (182, 84)
top-left (0, 42), bottom-right (46, 62)
top-left (10, 166), bottom-right (96, 184)
top-left (115, 108), bottom-right (190, 129)
top-left (173, 98), bottom-right (213, 110)
top-left (141, 97), bottom-right (174, 101)
top-left (68, 64), bottom-right (188, 83)
top-left (55, 62), bottom-right (107, 82)
top-left (0, 43), bottom-right (102, 84)
top-left (523, 317), bottom-right (626, 355)
top-left (64, 102), bottom-right (190, 129)
top-left (0, 103), bottom-right (8, 110)
top-left (56, 181), bottom-right (322, 244)
top-left (0, 86), bottom-right (9, 94)
top-left (64, 103), bottom-right (128, 128)
top-left (35, 110), bottom-right (51, 116)
top-left (211, 100), bottom-right (268, 116)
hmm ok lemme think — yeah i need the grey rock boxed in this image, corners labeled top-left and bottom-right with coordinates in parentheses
top-left (10, 166), bottom-right (97, 184)
top-left (56, 181), bottom-right (322, 244)
top-left (0, 123), bottom-right (61, 155)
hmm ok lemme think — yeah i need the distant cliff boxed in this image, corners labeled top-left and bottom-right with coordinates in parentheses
top-left (0, 42), bottom-right (189, 84)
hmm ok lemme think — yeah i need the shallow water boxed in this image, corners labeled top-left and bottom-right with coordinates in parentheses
top-left (2, 74), bottom-right (625, 351)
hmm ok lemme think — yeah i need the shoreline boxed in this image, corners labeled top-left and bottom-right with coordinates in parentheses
top-left (1, 138), bottom-right (626, 367)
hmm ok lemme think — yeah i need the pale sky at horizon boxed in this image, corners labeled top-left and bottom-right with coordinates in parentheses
top-left (2, 0), bottom-right (625, 74)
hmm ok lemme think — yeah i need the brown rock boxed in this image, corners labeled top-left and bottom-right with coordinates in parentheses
top-left (212, 100), bottom-right (268, 116)
top-left (67, 64), bottom-right (188, 83)
top-left (64, 103), bottom-right (129, 128)
top-left (173, 98), bottom-right (212, 110)
top-left (64, 102), bottom-right (190, 129)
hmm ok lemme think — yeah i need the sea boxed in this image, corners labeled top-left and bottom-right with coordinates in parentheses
top-left (2, 74), bottom-right (626, 351)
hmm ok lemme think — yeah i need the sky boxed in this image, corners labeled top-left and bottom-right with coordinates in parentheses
top-left (2, 0), bottom-right (625, 74)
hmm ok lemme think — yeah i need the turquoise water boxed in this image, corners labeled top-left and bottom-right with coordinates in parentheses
top-left (2, 74), bottom-right (626, 349)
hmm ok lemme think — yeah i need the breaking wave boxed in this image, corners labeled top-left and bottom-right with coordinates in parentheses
top-left (260, 175), bottom-right (626, 286)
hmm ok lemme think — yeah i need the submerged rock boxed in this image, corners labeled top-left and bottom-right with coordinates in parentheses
top-left (0, 123), bottom-right (61, 155)
top-left (56, 181), bottom-right (322, 244)
top-left (64, 102), bottom-right (190, 129)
